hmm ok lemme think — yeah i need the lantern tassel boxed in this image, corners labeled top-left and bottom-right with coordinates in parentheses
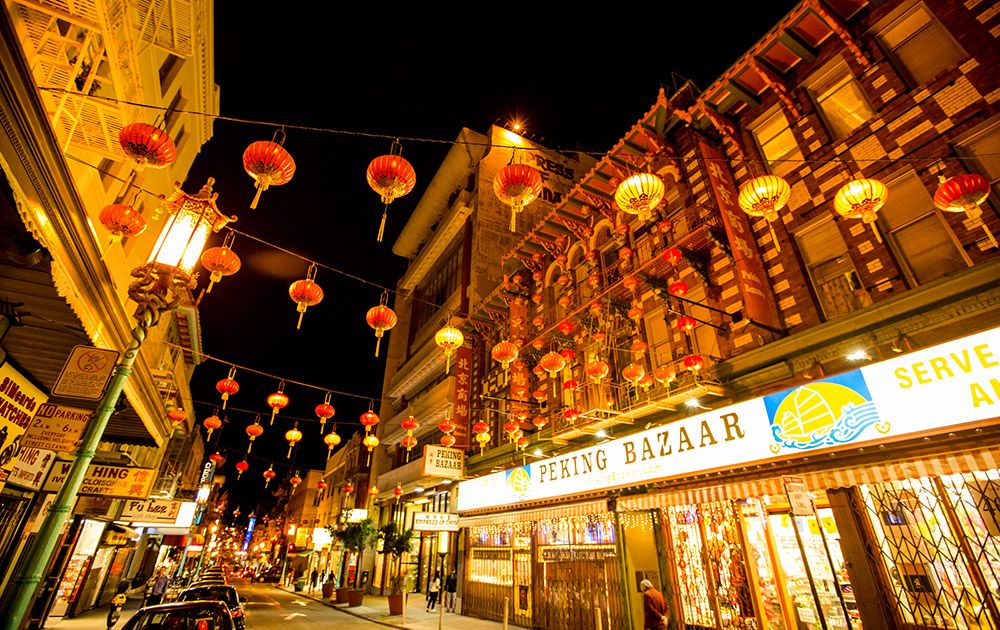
top-left (870, 222), bottom-right (882, 243)
top-left (247, 441), bottom-right (254, 454)
top-left (768, 222), bottom-right (781, 253)
top-left (374, 335), bottom-right (382, 358)
top-left (377, 208), bottom-right (387, 243)
top-left (981, 224), bottom-right (998, 249)
top-left (221, 394), bottom-right (228, 410)
top-left (287, 445), bottom-right (293, 458)
top-left (510, 210), bottom-right (516, 233)
top-left (250, 183), bottom-right (264, 210)
top-left (445, 351), bottom-right (451, 375)
top-left (320, 419), bottom-right (326, 434)
top-left (206, 279), bottom-right (217, 294)
top-left (297, 310), bottom-right (305, 330)
top-left (207, 428), bottom-right (214, 439)
top-left (270, 410), bottom-right (277, 425)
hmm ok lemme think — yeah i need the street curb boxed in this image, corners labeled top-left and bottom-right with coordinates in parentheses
top-left (279, 586), bottom-right (402, 629)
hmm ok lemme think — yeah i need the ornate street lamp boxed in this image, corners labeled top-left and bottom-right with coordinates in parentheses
top-left (5, 179), bottom-right (235, 626)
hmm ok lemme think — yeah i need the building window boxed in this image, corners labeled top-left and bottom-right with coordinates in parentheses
top-left (805, 56), bottom-right (874, 140)
top-left (955, 116), bottom-right (1000, 212)
top-left (411, 241), bottom-right (462, 333)
top-left (880, 171), bottom-right (969, 285)
top-left (875, 1), bottom-right (966, 86)
top-left (158, 54), bottom-right (183, 96)
top-left (794, 217), bottom-right (869, 319)
top-left (749, 107), bottom-right (803, 176)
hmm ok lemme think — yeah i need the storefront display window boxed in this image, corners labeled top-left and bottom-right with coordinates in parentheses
top-left (861, 474), bottom-right (999, 629)
top-left (667, 504), bottom-right (715, 628)
top-left (740, 500), bottom-right (787, 629)
top-left (50, 519), bottom-right (105, 617)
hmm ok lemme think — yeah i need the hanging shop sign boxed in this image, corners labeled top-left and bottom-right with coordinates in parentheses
top-left (412, 512), bottom-right (460, 532)
top-left (52, 345), bottom-right (119, 400)
top-left (422, 444), bottom-right (465, 479)
top-left (699, 140), bottom-right (781, 331)
top-left (120, 499), bottom-right (182, 524)
top-left (451, 346), bottom-right (472, 448)
top-left (43, 461), bottom-right (156, 498)
top-left (7, 446), bottom-right (56, 491)
top-left (20, 403), bottom-right (91, 452)
top-left (0, 363), bottom-right (48, 490)
top-left (457, 326), bottom-right (1000, 511)
top-left (343, 509), bottom-right (369, 523)
top-left (783, 475), bottom-right (815, 517)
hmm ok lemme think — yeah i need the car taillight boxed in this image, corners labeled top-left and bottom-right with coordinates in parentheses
top-left (231, 609), bottom-right (243, 618)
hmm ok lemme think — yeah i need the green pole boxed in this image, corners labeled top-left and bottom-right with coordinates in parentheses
top-left (0, 307), bottom-right (154, 630)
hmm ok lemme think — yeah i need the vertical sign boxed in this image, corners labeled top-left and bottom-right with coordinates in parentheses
top-left (699, 140), bottom-right (781, 330)
top-left (508, 298), bottom-right (531, 426)
top-left (0, 363), bottom-right (48, 490)
top-left (452, 345), bottom-right (472, 448)
top-left (243, 515), bottom-right (256, 552)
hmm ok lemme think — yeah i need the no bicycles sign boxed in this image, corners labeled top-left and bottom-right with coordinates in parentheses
top-left (52, 345), bottom-right (120, 400)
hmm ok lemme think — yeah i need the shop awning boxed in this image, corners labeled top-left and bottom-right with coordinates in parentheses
top-left (459, 499), bottom-right (608, 527)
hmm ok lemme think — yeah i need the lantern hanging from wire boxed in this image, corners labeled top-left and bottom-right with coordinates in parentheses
top-left (615, 172), bottom-right (664, 221)
top-left (435, 323), bottom-right (464, 374)
top-left (317, 480), bottom-right (328, 491)
top-left (834, 178), bottom-right (887, 242)
top-left (215, 367), bottom-right (239, 410)
top-left (630, 340), bottom-right (648, 357)
top-left (267, 382), bottom-right (289, 425)
top-left (503, 420), bottom-right (519, 442)
top-left (441, 433), bottom-right (456, 448)
top-left (365, 291), bottom-right (397, 357)
top-left (563, 408), bottom-right (579, 424)
top-left (585, 359), bottom-right (610, 383)
top-left (621, 363), bottom-right (645, 388)
top-left (263, 465), bottom-right (276, 488)
top-left (491, 340), bottom-right (519, 370)
top-left (439, 416), bottom-right (457, 435)
top-left (653, 365), bottom-right (676, 385)
top-left (245, 416), bottom-right (264, 453)
top-left (400, 435), bottom-right (418, 452)
top-left (167, 407), bottom-right (187, 425)
top-left (209, 452), bottom-right (225, 467)
top-left (738, 175), bottom-right (791, 251)
top-left (401, 415), bottom-right (419, 456)
top-left (663, 247), bottom-right (683, 265)
top-left (532, 415), bottom-right (547, 430)
top-left (934, 173), bottom-right (997, 248)
top-left (203, 413), bottom-right (222, 439)
top-left (119, 122), bottom-right (177, 169)
top-left (668, 281), bottom-right (688, 297)
top-left (367, 140), bottom-right (417, 242)
top-left (99, 203), bottom-right (147, 244)
top-left (684, 354), bottom-right (706, 372)
top-left (323, 426), bottom-right (341, 458)
top-left (360, 406), bottom-right (380, 435)
top-left (343, 481), bottom-right (355, 494)
top-left (494, 160), bottom-right (543, 232)
top-left (289, 471), bottom-right (302, 492)
top-left (363, 434), bottom-right (380, 460)
top-left (235, 460), bottom-right (249, 479)
top-left (368, 485), bottom-right (380, 502)
top-left (393, 485), bottom-right (404, 502)
top-left (315, 392), bottom-right (336, 433)
top-left (242, 129), bottom-right (296, 210)
top-left (200, 231), bottom-right (242, 293)
top-left (475, 431), bottom-right (491, 453)
top-left (284, 422), bottom-right (302, 458)
top-left (677, 316), bottom-right (697, 332)
top-left (538, 351), bottom-right (566, 377)
top-left (289, 263), bottom-right (324, 330)
top-left (638, 374), bottom-right (654, 391)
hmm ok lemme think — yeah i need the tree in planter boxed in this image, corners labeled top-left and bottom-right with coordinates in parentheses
top-left (378, 522), bottom-right (415, 595)
top-left (331, 518), bottom-right (377, 589)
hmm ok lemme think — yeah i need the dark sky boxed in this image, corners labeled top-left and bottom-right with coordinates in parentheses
top-left (185, 5), bottom-right (799, 518)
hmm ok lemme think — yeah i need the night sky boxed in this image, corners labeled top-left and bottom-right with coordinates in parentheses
top-left (184, 5), bottom-right (799, 519)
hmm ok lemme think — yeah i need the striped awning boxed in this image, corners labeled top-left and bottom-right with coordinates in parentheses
top-left (458, 499), bottom-right (608, 528)
top-left (619, 445), bottom-right (1000, 510)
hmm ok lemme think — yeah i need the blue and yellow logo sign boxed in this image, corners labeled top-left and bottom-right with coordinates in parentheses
top-left (764, 370), bottom-right (887, 453)
top-left (506, 466), bottom-right (531, 499)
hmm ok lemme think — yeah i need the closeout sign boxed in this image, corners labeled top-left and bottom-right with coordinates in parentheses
top-left (457, 326), bottom-right (1000, 511)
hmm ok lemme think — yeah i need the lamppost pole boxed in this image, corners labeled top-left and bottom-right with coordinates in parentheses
top-left (0, 179), bottom-right (233, 630)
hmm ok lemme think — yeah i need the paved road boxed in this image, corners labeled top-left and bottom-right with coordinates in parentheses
top-left (239, 582), bottom-right (376, 630)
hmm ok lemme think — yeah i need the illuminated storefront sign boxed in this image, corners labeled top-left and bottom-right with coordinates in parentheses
top-left (423, 444), bottom-right (465, 479)
top-left (43, 462), bottom-right (156, 498)
top-left (412, 512), bottom-right (459, 532)
top-left (0, 363), bottom-right (48, 490)
top-left (457, 326), bottom-right (1000, 511)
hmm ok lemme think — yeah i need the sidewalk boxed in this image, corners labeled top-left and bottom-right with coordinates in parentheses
top-left (43, 596), bottom-right (144, 630)
top-left (282, 585), bottom-right (509, 629)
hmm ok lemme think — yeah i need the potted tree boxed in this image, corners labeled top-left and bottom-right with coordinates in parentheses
top-left (378, 522), bottom-right (414, 615)
top-left (332, 518), bottom-right (377, 607)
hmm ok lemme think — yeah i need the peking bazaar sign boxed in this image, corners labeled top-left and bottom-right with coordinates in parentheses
top-left (0, 363), bottom-right (48, 489)
top-left (457, 326), bottom-right (1000, 512)
top-left (699, 140), bottom-right (781, 331)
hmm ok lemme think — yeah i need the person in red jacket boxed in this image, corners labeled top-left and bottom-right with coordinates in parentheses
top-left (640, 579), bottom-right (669, 630)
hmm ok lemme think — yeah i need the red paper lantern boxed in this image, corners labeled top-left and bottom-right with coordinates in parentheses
top-left (562, 379), bottom-right (578, 391)
top-left (539, 351), bottom-right (566, 377)
top-left (285, 423), bottom-right (303, 458)
top-left (393, 485), bottom-right (404, 499)
top-left (619, 247), bottom-right (634, 262)
top-left (267, 385), bottom-right (289, 425)
top-left (560, 349), bottom-right (575, 361)
top-left (367, 150), bottom-right (417, 242)
top-left (235, 460), bottom-right (249, 479)
top-left (532, 389), bottom-right (548, 403)
top-left (203, 414), bottom-right (222, 439)
top-left (627, 306), bottom-right (644, 321)
top-left (585, 360), bottom-right (610, 383)
top-left (491, 341), bottom-right (519, 370)
top-left (934, 173), bottom-right (997, 248)
top-left (167, 408), bottom-right (187, 424)
top-left (289, 473), bottom-right (302, 489)
top-left (263, 465), bottom-right (276, 488)
top-left (563, 408), bottom-right (579, 423)
top-left (243, 138), bottom-right (296, 209)
top-left (669, 281), bottom-right (689, 297)
top-left (368, 485), bottom-right (379, 497)
top-left (343, 482), bottom-right (355, 494)
top-left (99, 204), bottom-right (146, 243)
top-left (401, 415), bottom-right (419, 432)
top-left (621, 363), bottom-right (645, 387)
top-left (119, 122), bottom-right (176, 169)
top-left (366, 299), bottom-right (398, 357)
top-left (557, 295), bottom-right (572, 308)
top-left (360, 409), bottom-right (380, 432)
top-left (315, 396), bottom-right (336, 433)
top-left (209, 452), bottom-right (225, 467)
top-left (317, 480), bottom-right (328, 491)
top-left (677, 316), bottom-right (697, 332)
top-left (323, 429), bottom-right (341, 458)
top-left (503, 420), bottom-right (519, 437)
top-left (289, 265), bottom-right (323, 330)
top-left (216, 369), bottom-right (239, 410)
top-left (400, 435), bottom-right (418, 450)
top-left (441, 433), bottom-right (457, 448)
top-left (245, 421), bottom-right (264, 453)
top-left (494, 163), bottom-right (543, 232)
top-left (638, 374), bottom-right (654, 391)
top-left (363, 434), bottom-right (380, 452)
top-left (558, 321), bottom-right (574, 335)
top-left (531, 415), bottom-right (547, 429)
top-left (438, 418), bottom-right (457, 434)
top-left (587, 273), bottom-right (601, 289)
top-left (663, 248), bottom-right (683, 265)
top-left (622, 275), bottom-right (640, 292)
top-left (532, 315), bottom-right (545, 328)
top-left (517, 436), bottom-right (530, 449)
top-left (200, 240), bottom-right (241, 293)
top-left (653, 366), bottom-right (676, 384)
top-left (631, 340), bottom-right (648, 356)
top-left (472, 421), bottom-right (489, 435)
top-left (684, 354), bottom-right (705, 372)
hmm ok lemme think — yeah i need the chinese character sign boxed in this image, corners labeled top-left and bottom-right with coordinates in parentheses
top-left (452, 345), bottom-right (472, 447)
top-left (699, 140), bottom-right (781, 330)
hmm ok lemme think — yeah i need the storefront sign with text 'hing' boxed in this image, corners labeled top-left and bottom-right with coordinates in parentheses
top-left (457, 326), bottom-right (1000, 512)
top-left (44, 461), bottom-right (156, 498)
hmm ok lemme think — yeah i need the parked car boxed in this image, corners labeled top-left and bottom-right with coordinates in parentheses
top-left (121, 601), bottom-right (234, 630)
top-left (178, 585), bottom-right (246, 630)
top-left (254, 568), bottom-right (282, 583)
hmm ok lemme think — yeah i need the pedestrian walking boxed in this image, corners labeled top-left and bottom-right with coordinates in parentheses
top-left (640, 579), bottom-right (669, 630)
top-left (310, 569), bottom-right (319, 593)
top-left (444, 571), bottom-right (457, 612)
top-left (425, 572), bottom-right (441, 612)
top-left (145, 567), bottom-right (170, 606)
